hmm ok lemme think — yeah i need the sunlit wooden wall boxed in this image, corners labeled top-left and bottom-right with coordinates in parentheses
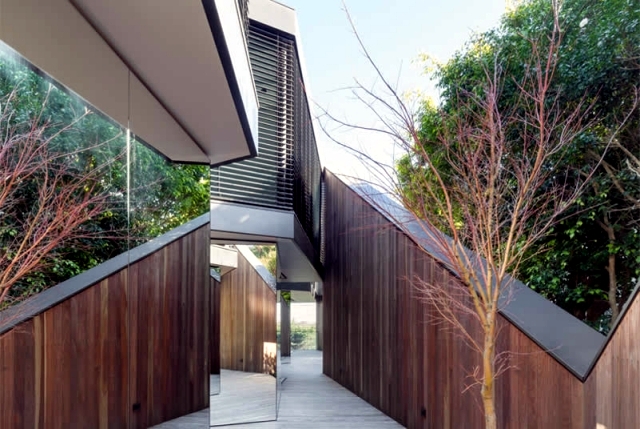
top-left (0, 223), bottom-right (210, 429)
top-left (323, 170), bottom-right (640, 429)
top-left (219, 250), bottom-right (276, 375)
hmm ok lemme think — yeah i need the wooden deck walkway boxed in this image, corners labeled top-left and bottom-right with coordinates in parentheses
top-left (152, 350), bottom-right (404, 428)
top-left (209, 370), bottom-right (276, 426)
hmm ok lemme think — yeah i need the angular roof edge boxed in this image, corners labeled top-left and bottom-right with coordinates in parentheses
top-left (0, 213), bottom-right (210, 336)
top-left (326, 169), bottom-right (608, 380)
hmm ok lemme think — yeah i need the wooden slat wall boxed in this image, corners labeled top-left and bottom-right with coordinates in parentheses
top-left (129, 226), bottom-right (210, 428)
top-left (0, 225), bottom-right (210, 429)
top-left (211, 275), bottom-right (221, 375)
top-left (323, 171), bottom-right (586, 429)
top-left (219, 250), bottom-right (276, 374)
top-left (584, 290), bottom-right (640, 428)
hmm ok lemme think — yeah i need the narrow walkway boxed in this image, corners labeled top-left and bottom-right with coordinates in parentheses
top-left (209, 370), bottom-right (276, 425)
top-left (152, 350), bottom-right (403, 428)
top-left (258, 350), bottom-right (404, 429)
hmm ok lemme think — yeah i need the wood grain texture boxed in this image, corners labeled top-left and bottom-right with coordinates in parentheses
top-left (154, 350), bottom-right (403, 429)
top-left (323, 171), bottom-right (587, 429)
top-left (129, 225), bottom-right (211, 428)
top-left (0, 224), bottom-right (210, 429)
top-left (585, 289), bottom-right (640, 429)
top-left (211, 275), bottom-right (221, 375)
top-left (219, 250), bottom-right (276, 374)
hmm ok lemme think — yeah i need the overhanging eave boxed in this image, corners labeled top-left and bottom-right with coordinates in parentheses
top-left (71, 0), bottom-right (259, 165)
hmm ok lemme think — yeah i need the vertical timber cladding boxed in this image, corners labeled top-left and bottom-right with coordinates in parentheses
top-left (219, 249), bottom-right (276, 374)
top-left (322, 171), bottom-right (587, 429)
top-left (129, 225), bottom-right (211, 428)
top-left (0, 225), bottom-right (210, 429)
top-left (584, 288), bottom-right (640, 428)
top-left (211, 275), bottom-right (222, 375)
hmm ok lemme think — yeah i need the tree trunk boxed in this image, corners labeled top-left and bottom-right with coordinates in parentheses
top-left (607, 252), bottom-right (619, 327)
top-left (601, 218), bottom-right (619, 328)
top-left (481, 318), bottom-right (497, 429)
top-left (483, 395), bottom-right (497, 429)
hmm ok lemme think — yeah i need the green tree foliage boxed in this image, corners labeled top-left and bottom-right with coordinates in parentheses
top-left (0, 48), bottom-right (209, 307)
top-left (276, 322), bottom-right (312, 347)
top-left (400, 0), bottom-right (640, 332)
top-left (251, 245), bottom-right (278, 277)
top-left (130, 141), bottom-right (210, 244)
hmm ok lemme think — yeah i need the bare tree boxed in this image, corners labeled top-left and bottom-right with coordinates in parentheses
top-left (0, 87), bottom-right (120, 306)
top-left (318, 3), bottom-right (636, 428)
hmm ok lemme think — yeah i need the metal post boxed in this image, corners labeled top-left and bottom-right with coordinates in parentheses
top-left (281, 295), bottom-right (291, 357)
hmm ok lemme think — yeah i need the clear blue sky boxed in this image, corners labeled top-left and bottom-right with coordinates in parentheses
top-left (280, 0), bottom-right (507, 180)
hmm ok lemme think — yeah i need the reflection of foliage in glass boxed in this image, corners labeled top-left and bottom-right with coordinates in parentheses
top-left (251, 245), bottom-right (277, 277)
top-left (0, 46), bottom-right (128, 308)
top-left (0, 92), bottom-right (122, 307)
top-left (130, 140), bottom-right (209, 245)
top-left (276, 322), bottom-right (315, 350)
top-left (0, 44), bottom-right (209, 308)
top-left (263, 352), bottom-right (276, 377)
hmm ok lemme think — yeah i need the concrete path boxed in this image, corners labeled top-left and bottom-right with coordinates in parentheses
top-left (152, 350), bottom-right (404, 428)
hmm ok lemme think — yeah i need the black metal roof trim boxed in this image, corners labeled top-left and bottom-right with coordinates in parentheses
top-left (583, 279), bottom-right (640, 378)
top-left (202, 0), bottom-right (258, 160)
top-left (0, 213), bottom-right (210, 336)
top-left (326, 169), bottom-right (606, 380)
top-left (236, 245), bottom-right (277, 292)
top-left (276, 282), bottom-right (312, 293)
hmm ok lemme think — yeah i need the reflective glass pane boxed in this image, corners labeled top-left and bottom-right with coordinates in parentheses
top-left (0, 41), bottom-right (128, 309)
top-left (129, 137), bottom-right (209, 246)
top-left (210, 245), bottom-right (277, 426)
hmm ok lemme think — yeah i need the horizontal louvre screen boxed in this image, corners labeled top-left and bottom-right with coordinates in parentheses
top-left (210, 20), bottom-right (323, 266)
top-left (292, 47), bottom-right (322, 247)
top-left (211, 22), bottom-right (295, 210)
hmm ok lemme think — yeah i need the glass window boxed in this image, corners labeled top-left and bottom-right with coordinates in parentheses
top-left (0, 41), bottom-right (209, 309)
top-left (0, 41), bottom-right (128, 307)
top-left (129, 136), bottom-right (209, 247)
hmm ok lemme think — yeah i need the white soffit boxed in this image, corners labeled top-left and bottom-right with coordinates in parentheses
top-left (248, 0), bottom-right (298, 35)
top-left (71, 0), bottom-right (257, 164)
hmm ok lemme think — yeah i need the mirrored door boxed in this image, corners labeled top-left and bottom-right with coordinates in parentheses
top-left (210, 245), bottom-right (277, 426)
